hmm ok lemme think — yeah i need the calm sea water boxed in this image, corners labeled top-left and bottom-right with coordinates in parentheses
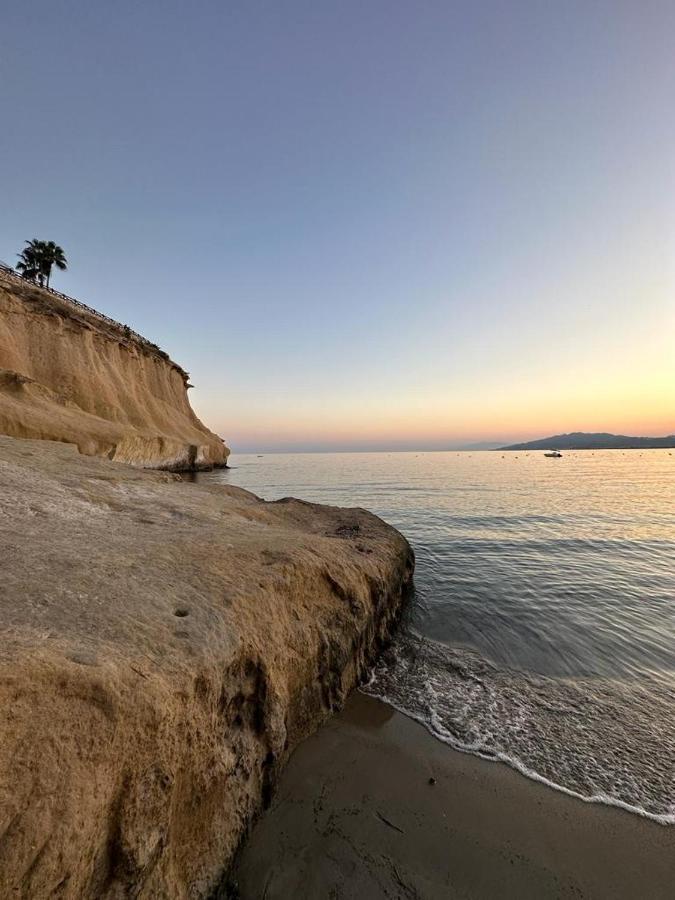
top-left (194, 449), bottom-right (675, 822)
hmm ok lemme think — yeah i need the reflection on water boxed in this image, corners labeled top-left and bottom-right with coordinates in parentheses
top-left (193, 449), bottom-right (675, 819)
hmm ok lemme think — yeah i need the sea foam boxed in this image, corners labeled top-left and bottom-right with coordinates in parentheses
top-left (363, 632), bottom-right (675, 825)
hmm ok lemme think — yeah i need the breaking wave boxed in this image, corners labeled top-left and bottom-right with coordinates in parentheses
top-left (363, 632), bottom-right (675, 824)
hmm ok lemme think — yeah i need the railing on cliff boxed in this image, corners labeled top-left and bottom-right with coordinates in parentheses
top-left (0, 261), bottom-right (188, 380)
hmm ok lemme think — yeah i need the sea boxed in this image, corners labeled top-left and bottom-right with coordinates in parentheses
top-left (193, 449), bottom-right (675, 824)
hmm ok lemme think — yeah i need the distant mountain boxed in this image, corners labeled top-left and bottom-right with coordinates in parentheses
top-left (499, 432), bottom-right (675, 451)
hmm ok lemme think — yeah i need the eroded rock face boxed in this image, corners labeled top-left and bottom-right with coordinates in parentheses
top-left (0, 271), bottom-right (228, 470)
top-left (0, 437), bottom-right (414, 898)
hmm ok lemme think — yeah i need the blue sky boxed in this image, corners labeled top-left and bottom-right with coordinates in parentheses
top-left (2, 1), bottom-right (673, 451)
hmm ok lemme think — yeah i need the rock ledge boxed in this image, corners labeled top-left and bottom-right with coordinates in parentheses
top-left (0, 436), bottom-right (413, 898)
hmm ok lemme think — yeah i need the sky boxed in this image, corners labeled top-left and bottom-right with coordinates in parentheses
top-left (1, 1), bottom-right (673, 452)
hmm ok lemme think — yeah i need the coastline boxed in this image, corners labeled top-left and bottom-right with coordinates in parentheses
top-left (233, 690), bottom-right (675, 899)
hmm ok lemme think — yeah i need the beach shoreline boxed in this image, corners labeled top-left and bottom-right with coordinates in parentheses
top-left (233, 690), bottom-right (675, 899)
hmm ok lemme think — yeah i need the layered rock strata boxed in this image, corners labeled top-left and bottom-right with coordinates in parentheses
top-left (0, 270), bottom-right (228, 470)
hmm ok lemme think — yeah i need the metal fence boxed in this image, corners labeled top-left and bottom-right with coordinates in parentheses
top-left (0, 260), bottom-right (186, 376)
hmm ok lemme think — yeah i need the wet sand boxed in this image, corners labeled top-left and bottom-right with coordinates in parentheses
top-left (234, 691), bottom-right (675, 899)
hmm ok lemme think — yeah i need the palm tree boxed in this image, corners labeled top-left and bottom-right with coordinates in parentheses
top-left (16, 239), bottom-right (68, 287)
top-left (15, 242), bottom-right (42, 283)
top-left (40, 240), bottom-right (67, 287)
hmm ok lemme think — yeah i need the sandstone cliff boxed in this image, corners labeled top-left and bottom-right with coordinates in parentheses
top-left (0, 436), bottom-right (414, 898)
top-left (0, 268), bottom-right (228, 470)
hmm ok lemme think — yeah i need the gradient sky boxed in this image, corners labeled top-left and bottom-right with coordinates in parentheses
top-left (2, 1), bottom-right (673, 451)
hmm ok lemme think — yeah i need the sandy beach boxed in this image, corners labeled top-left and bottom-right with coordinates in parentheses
top-left (233, 691), bottom-right (675, 899)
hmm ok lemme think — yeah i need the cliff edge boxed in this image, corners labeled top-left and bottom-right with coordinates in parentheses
top-left (0, 268), bottom-right (228, 470)
top-left (0, 436), bottom-right (414, 898)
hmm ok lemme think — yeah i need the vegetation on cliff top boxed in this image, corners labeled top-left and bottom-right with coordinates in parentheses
top-left (16, 239), bottom-right (68, 288)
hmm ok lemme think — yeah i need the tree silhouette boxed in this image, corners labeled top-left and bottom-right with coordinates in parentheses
top-left (16, 239), bottom-right (68, 287)
top-left (15, 242), bottom-right (41, 283)
top-left (39, 240), bottom-right (68, 287)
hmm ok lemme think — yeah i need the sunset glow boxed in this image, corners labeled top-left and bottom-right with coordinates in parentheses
top-left (3, 1), bottom-right (674, 451)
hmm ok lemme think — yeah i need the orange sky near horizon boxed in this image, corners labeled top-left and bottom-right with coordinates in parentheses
top-left (196, 357), bottom-right (674, 451)
top-left (190, 213), bottom-right (675, 452)
top-left (193, 295), bottom-right (675, 450)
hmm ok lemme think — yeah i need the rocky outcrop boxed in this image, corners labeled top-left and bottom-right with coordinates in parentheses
top-left (0, 436), bottom-right (414, 898)
top-left (0, 269), bottom-right (228, 470)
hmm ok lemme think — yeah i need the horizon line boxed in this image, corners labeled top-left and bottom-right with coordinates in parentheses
top-left (227, 445), bottom-right (675, 457)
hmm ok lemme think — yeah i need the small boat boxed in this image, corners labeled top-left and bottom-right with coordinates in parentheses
top-left (544, 449), bottom-right (562, 458)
